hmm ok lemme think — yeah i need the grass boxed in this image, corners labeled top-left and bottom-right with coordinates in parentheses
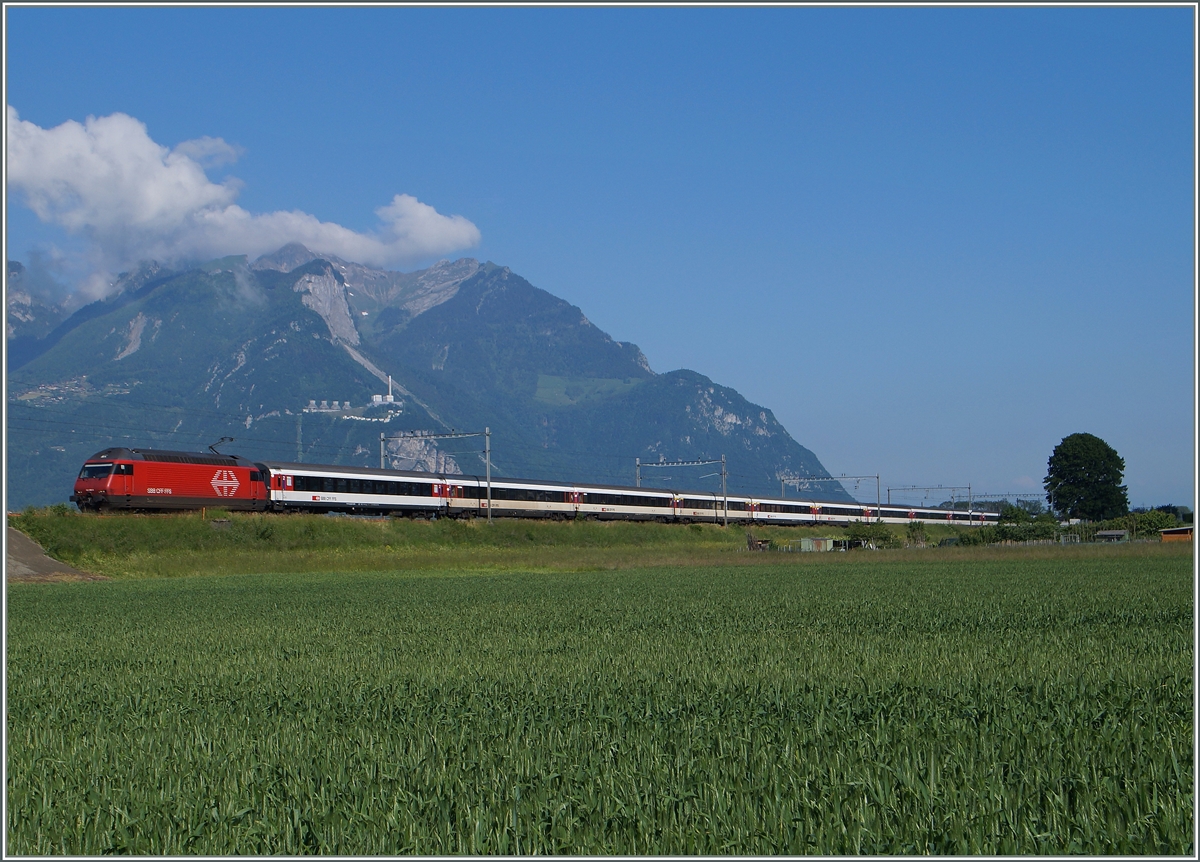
top-left (5, 528), bottom-right (1193, 854)
top-left (533, 374), bottom-right (643, 406)
top-left (9, 509), bottom-right (750, 578)
top-left (4, 507), bottom-right (1027, 580)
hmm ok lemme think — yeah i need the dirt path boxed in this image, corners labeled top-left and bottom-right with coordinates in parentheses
top-left (6, 527), bottom-right (108, 582)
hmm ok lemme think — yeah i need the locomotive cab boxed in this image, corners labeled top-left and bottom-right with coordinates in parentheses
top-left (72, 456), bottom-right (135, 510)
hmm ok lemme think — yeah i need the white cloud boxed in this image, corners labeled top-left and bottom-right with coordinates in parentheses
top-left (172, 135), bottom-right (244, 168)
top-left (5, 106), bottom-right (481, 282)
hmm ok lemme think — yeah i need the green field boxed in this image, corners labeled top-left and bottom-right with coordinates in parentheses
top-left (5, 514), bottom-right (1194, 854)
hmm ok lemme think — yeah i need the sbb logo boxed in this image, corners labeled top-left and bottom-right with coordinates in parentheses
top-left (211, 470), bottom-right (241, 497)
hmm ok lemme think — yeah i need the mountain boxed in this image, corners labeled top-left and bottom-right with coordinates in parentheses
top-left (6, 261), bottom-right (65, 339)
top-left (7, 260), bottom-right (68, 368)
top-left (6, 247), bottom-right (851, 509)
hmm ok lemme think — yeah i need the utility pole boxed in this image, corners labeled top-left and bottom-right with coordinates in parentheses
top-left (380, 432), bottom-right (385, 470)
top-left (635, 455), bottom-right (728, 525)
top-left (722, 454), bottom-right (728, 527)
top-left (296, 414), bottom-right (302, 462)
top-left (636, 457), bottom-right (641, 488)
top-left (379, 428), bottom-right (494, 522)
top-left (887, 484), bottom-right (971, 519)
top-left (787, 473), bottom-right (881, 521)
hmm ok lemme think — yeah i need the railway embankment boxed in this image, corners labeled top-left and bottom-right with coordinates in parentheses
top-left (7, 506), bottom-right (1180, 581)
top-left (6, 525), bottom-right (108, 582)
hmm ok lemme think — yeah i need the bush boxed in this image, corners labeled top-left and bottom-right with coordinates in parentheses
top-left (998, 504), bottom-right (1032, 524)
top-left (1094, 510), bottom-right (1177, 539)
top-left (993, 521), bottom-right (1059, 542)
top-left (953, 526), bottom-right (993, 546)
top-left (845, 521), bottom-right (901, 550)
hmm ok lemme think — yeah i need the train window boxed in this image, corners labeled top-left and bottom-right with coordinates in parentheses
top-left (497, 486), bottom-right (563, 503)
top-left (79, 464), bottom-right (114, 479)
top-left (760, 503), bottom-right (803, 514)
top-left (584, 492), bottom-right (669, 507)
top-left (322, 477), bottom-right (335, 493)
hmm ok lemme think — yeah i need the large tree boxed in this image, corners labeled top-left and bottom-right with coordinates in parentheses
top-left (1044, 433), bottom-right (1129, 520)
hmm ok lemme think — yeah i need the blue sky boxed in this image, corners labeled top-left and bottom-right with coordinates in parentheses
top-left (5, 6), bottom-right (1195, 507)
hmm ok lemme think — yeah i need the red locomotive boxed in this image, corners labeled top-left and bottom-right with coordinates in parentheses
top-left (71, 447), bottom-right (269, 511)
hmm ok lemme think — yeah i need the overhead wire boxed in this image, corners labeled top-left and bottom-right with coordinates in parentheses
top-left (11, 396), bottom-right (855, 496)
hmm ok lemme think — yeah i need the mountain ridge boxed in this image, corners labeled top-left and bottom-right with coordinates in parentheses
top-left (6, 246), bottom-right (852, 508)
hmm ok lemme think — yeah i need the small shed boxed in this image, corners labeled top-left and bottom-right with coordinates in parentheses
top-left (1160, 525), bottom-right (1194, 543)
top-left (800, 537), bottom-right (836, 553)
top-left (1095, 530), bottom-right (1130, 543)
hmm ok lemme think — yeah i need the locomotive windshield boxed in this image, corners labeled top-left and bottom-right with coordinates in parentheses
top-left (78, 464), bottom-right (115, 480)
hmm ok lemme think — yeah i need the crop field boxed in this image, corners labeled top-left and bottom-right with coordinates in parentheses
top-left (5, 517), bottom-right (1195, 854)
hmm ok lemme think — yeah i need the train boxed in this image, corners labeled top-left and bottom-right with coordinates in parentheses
top-left (71, 446), bottom-right (1000, 527)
